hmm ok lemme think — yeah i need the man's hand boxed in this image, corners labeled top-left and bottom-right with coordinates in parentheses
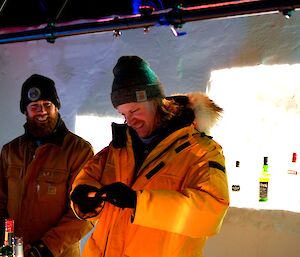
top-left (25, 240), bottom-right (53, 257)
top-left (98, 182), bottom-right (136, 209)
top-left (70, 184), bottom-right (103, 214)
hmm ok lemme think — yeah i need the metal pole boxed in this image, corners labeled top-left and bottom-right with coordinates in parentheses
top-left (0, 0), bottom-right (299, 44)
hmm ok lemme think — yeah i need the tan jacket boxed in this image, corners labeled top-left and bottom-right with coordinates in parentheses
top-left (71, 94), bottom-right (230, 257)
top-left (0, 123), bottom-right (94, 257)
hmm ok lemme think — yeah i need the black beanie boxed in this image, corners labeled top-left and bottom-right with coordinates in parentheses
top-left (20, 74), bottom-right (61, 114)
top-left (111, 56), bottom-right (165, 108)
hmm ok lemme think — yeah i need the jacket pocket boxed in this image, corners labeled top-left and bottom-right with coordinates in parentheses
top-left (37, 169), bottom-right (67, 183)
top-left (147, 173), bottom-right (182, 190)
top-left (36, 168), bottom-right (68, 202)
top-left (6, 165), bottom-right (23, 179)
top-left (6, 166), bottom-right (23, 212)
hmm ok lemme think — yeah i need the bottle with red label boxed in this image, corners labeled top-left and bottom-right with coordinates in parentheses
top-left (0, 218), bottom-right (14, 257)
top-left (287, 152), bottom-right (298, 175)
top-left (286, 152), bottom-right (300, 211)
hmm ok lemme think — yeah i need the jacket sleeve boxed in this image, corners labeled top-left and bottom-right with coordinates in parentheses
top-left (70, 147), bottom-right (109, 220)
top-left (133, 141), bottom-right (230, 238)
top-left (41, 141), bottom-right (95, 257)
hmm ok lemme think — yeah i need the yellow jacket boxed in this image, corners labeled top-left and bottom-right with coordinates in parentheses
top-left (0, 120), bottom-right (94, 257)
top-left (72, 113), bottom-right (229, 257)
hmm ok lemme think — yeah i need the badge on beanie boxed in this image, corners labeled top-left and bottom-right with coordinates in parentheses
top-left (136, 90), bottom-right (147, 102)
top-left (28, 87), bottom-right (41, 101)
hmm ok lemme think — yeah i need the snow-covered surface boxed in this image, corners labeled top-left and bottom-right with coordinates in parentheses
top-left (204, 207), bottom-right (300, 257)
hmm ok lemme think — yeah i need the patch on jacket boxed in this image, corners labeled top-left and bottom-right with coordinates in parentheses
top-left (47, 185), bottom-right (57, 195)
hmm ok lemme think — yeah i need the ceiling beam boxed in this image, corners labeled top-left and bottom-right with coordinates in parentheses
top-left (0, 0), bottom-right (299, 44)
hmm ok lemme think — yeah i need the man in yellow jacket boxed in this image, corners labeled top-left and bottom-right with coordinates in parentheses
top-left (0, 74), bottom-right (94, 257)
top-left (70, 56), bottom-right (229, 257)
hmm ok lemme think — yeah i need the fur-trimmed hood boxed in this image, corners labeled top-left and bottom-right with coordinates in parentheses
top-left (173, 92), bottom-right (223, 134)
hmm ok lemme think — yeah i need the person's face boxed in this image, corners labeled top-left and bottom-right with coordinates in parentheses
top-left (117, 101), bottom-right (158, 138)
top-left (25, 100), bottom-right (58, 137)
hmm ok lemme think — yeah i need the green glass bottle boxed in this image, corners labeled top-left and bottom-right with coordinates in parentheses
top-left (259, 156), bottom-right (270, 202)
top-left (0, 245), bottom-right (13, 257)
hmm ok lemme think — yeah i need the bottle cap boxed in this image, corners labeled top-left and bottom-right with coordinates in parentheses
top-left (292, 152), bottom-right (297, 162)
top-left (263, 156), bottom-right (268, 165)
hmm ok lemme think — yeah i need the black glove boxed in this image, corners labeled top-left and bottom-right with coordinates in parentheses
top-left (26, 240), bottom-right (53, 257)
top-left (98, 182), bottom-right (136, 209)
top-left (70, 184), bottom-right (103, 214)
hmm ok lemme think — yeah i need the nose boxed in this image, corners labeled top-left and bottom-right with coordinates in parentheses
top-left (37, 104), bottom-right (47, 113)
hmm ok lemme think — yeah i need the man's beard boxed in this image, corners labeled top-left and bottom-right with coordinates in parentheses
top-left (26, 113), bottom-right (59, 138)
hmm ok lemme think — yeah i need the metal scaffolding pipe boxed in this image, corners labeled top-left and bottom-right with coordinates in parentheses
top-left (0, 0), bottom-right (299, 44)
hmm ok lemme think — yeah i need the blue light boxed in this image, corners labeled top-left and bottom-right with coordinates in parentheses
top-left (132, 0), bottom-right (142, 14)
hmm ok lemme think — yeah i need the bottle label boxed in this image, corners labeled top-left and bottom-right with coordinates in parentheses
top-left (5, 219), bottom-right (13, 233)
top-left (232, 185), bottom-right (241, 191)
top-left (259, 181), bottom-right (268, 200)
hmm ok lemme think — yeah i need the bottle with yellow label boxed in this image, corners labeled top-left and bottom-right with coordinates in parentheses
top-left (259, 156), bottom-right (270, 202)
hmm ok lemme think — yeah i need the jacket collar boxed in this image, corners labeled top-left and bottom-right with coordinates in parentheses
top-left (111, 92), bottom-right (223, 148)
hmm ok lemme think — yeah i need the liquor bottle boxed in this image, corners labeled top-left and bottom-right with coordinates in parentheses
top-left (0, 218), bottom-right (14, 257)
top-left (229, 160), bottom-right (241, 207)
top-left (231, 161), bottom-right (241, 192)
top-left (259, 156), bottom-right (270, 202)
top-left (286, 152), bottom-right (300, 211)
top-left (287, 152), bottom-right (298, 175)
top-left (14, 237), bottom-right (24, 257)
